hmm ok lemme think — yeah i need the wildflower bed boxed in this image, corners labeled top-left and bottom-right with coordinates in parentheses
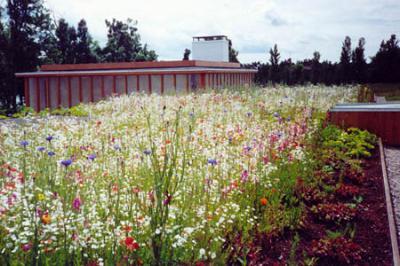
top-left (0, 86), bottom-right (386, 265)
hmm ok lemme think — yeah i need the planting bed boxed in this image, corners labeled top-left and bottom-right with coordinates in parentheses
top-left (0, 86), bottom-right (394, 265)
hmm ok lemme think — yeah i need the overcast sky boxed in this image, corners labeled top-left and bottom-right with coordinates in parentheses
top-left (43, 0), bottom-right (400, 63)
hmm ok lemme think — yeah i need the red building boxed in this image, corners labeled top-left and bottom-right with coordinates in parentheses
top-left (15, 35), bottom-right (257, 112)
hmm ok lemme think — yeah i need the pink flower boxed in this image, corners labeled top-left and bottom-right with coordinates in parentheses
top-left (72, 197), bottom-right (82, 211)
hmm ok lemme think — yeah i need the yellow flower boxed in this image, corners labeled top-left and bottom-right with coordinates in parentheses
top-left (37, 193), bottom-right (45, 201)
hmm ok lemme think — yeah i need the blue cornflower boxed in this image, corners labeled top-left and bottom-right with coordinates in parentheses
top-left (207, 158), bottom-right (217, 166)
top-left (114, 144), bottom-right (121, 151)
top-left (20, 140), bottom-right (29, 147)
top-left (61, 159), bottom-right (72, 167)
top-left (46, 135), bottom-right (53, 142)
top-left (36, 146), bottom-right (46, 152)
top-left (87, 154), bottom-right (96, 161)
top-left (143, 149), bottom-right (152, 156)
top-left (48, 151), bottom-right (55, 157)
top-left (247, 112), bottom-right (252, 117)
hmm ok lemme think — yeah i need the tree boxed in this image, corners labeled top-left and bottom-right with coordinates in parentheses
top-left (6, 0), bottom-right (54, 110)
top-left (0, 5), bottom-right (14, 113)
top-left (311, 51), bottom-right (321, 84)
top-left (183, 48), bottom-right (191, 60)
top-left (135, 44), bottom-right (157, 62)
top-left (351, 37), bottom-right (367, 83)
top-left (75, 19), bottom-right (97, 63)
top-left (228, 39), bottom-right (239, 63)
top-left (370, 34), bottom-right (400, 83)
top-left (269, 44), bottom-right (280, 84)
top-left (339, 36), bottom-right (352, 83)
top-left (101, 18), bottom-right (157, 62)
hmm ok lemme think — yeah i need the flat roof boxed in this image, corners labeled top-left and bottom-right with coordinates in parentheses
top-left (15, 67), bottom-right (257, 78)
top-left (39, 60), bottom-right (240, 72)
top-left (192, 35), bottom-right (228, 41)
top-left (331, 103), bottom-right (400, 112)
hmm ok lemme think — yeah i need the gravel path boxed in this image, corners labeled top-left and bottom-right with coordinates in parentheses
top-left (384, 146), bottom-right (400, 245)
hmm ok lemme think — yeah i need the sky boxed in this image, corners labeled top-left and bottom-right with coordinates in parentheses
top-left (43, 0), bottom-right (400, 63)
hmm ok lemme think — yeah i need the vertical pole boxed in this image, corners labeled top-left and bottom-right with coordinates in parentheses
top-left (148, 75), bottom-right (152, 94)
top-left (186, 74), bottom-right (189, 92)
top-left (112, 76), bottom-right (116, 95)
top-left (45, 77), bottom-right (50, 109)
top-left (79, 76), bottom-right (83, 102)
top-left (136, 75), bottom-right (140, 92)
top-left (36, 78), bottom-right (40, 112)
top-left (173, 74), bottom-right (177, 92)
top-left (57, 77), bottom-right (61, 108)
top-left (101, 76), bottom-right (105, 98)
top-left (160, 74), bottom-right (164, 94)
top-left (68, 77), bottom-right (72, 107)
top-left (24, 78), bottom-right (30, 108)
top-left (125, 75), bottom-right (128, 94)
top-left (90, 76), bottom-right (94, 102)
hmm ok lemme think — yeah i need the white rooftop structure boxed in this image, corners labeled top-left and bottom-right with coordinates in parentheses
top-left (192, 35), bottom-right (229, 62)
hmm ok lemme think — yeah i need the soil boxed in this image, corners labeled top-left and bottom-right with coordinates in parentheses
top-left (352, 149), bottom-right (392, 265)
top-left (246, 148), bottom-right (393, 265)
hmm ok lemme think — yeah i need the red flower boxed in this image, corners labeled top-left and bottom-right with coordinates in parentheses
top-left (260, 198), bottom-right (268, 206)
top-left (124, 236), bottom-right (139, 251)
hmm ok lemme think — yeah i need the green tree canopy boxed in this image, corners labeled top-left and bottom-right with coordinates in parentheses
top-left (101, 18), bottom-right (157, 62)
top-left (228, 40), bottom-right (239, 63)
top-left (183, 48), bottom-right (191, 60)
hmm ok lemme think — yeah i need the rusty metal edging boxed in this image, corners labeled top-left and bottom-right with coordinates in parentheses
top-left (379, 138), bottom-right (400, 266)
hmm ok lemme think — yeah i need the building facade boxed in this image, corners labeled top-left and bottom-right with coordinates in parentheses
top-left (16, 60), bottom-right (257, 112)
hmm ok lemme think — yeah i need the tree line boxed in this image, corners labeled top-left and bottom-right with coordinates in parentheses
top-left (0, 0), bottom-right (157, 114)
top-left (244, 35), bottom-right (400, 86)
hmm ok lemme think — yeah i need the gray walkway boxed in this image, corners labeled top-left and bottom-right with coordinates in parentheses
top-left (384, 146), bottom-right (400, 245)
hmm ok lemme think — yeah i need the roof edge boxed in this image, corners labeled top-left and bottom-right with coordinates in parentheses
top-left (39, 60), bottom-right (241, 72)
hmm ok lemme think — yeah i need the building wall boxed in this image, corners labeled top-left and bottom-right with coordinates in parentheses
top-left (24, 72), bottom-right (255, 111)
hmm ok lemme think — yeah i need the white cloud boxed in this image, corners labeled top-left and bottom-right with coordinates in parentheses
top-left (43, 0), bottom-right (400, 63)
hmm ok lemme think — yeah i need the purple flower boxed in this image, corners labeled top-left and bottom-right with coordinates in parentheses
top-left (163, 194), bottom-right (172, 205)
top-left (241, 170), bottom-right (249, 182)
top-left (72, 197), bottom-right (82, 211)
top-left (46, 135), bottom-right (53, 142)
top-left (20, 140), bottom-right (29, 147)
top-left (48, 151), bottom-right (55, 157)
top-left (61, 159), bottom-right (72, 167)
top-left (36, 146), bottom-right (46, 152)
top-left (207, 158), bottom-right (217, 166)
top-left (273, 112), bottom-right (279, 118)
top-left (143, 149), bottom-right (151, 155)
top-left (87, 154), bottom-right (96, 161)
top-left (21, 243), bottom-right (32, 252)
top-left (247, 112), bottom-right (252, 117)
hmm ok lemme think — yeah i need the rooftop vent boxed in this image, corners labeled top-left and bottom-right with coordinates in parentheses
top-left (192, 35), bottom-right (229, 62)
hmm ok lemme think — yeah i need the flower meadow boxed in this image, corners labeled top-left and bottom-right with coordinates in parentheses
top-left (0, 86), bottom-right (357, 265)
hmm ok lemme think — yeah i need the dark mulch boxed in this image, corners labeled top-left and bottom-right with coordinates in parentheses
top-left (245, 148), bottom-right (393, 265)
top-left (352, 149), bottom-right (392, 265)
